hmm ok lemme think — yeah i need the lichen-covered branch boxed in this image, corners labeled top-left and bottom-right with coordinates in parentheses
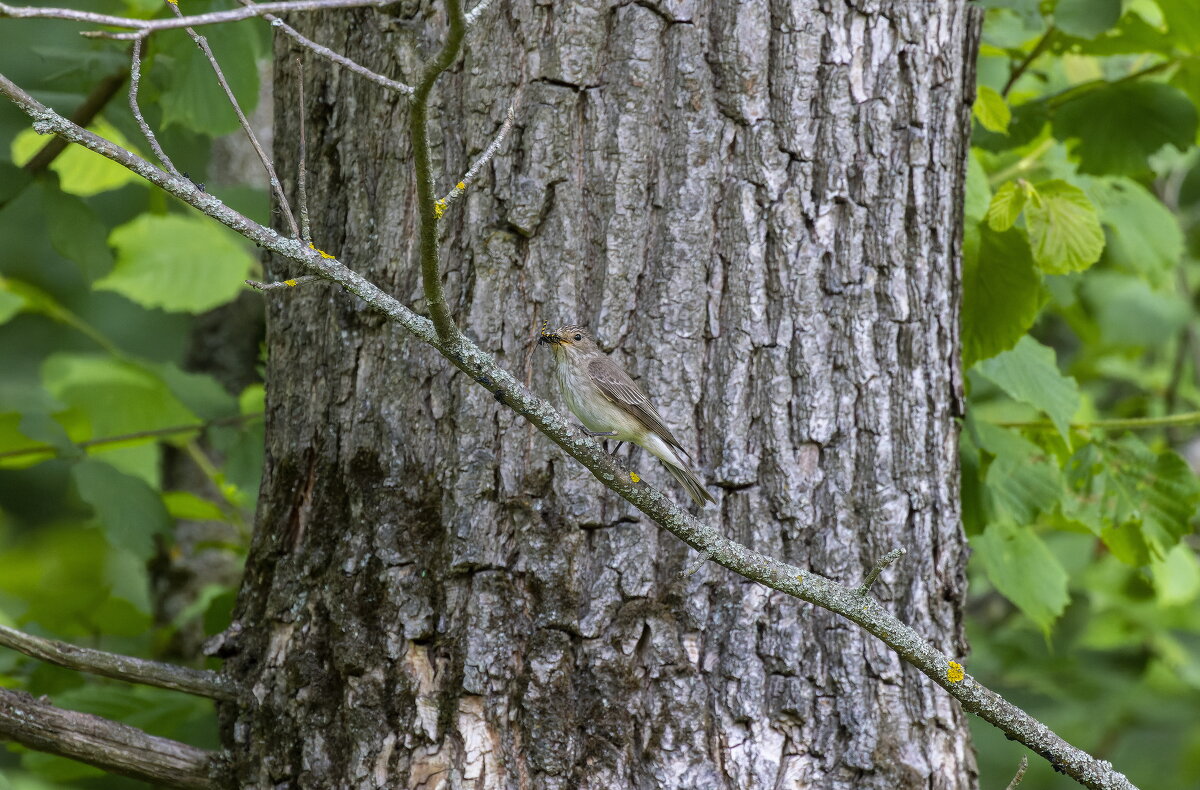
top-left (0, 69), bottom-right (1138, 790)
top-left (0, 0), bottom-right (386, 38)
top-left (0, 624), bottom-right (236, 701)
top-left (0, 687), bottom-right (215, 789)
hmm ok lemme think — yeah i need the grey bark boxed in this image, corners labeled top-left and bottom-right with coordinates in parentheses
top-left (223, 1), bottom-right (980, 788)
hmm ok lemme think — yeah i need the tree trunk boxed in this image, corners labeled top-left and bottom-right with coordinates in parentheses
top-left (221, 1), bottom-right (981, 787)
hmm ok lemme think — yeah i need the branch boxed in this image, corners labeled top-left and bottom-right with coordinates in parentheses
top-left (0, 624), bottom-right (235, 701)
top-left (129, 37), bottom-right (181, 178)
top-left (855, 546), bottom-right (906, 595)
top-left (0, 0), bottom-right (387, 38)
top-left (245, 274), bottom-right (322, 291)
top-left (994, 411), bottom-right (1200, 431)
top-left (434, 103), bottom-right (515, 217)
top-left (19, 66), bottom-right (127, 176)
top-left (410, 0), bottom-right (468, 341)
top-left (239, 0), bottom-right (414, 96)
top-left (0, 687), bottom-right (216, 789)
top-left (1001, 27), bottom-right (1056, 98)
top-left (0, 413), bottom-right (262, 462)
top-left (0, 70), bottom-right (1140, 790)
top-left (169, 2), bottom-right (301, 239)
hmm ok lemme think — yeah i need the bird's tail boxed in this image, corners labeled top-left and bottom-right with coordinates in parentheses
top-left (664, 460), bottom-right (716, 508)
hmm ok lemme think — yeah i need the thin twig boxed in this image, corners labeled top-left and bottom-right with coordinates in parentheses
top-left (239, 0), bottom-right (413, 95)
top-left (996, 411), bottom-right (1200, 431)
top-left (0, 71), bottom-right (1142, 790)
top-left (0, 0), bottom-right (387, 38)
top-left (167, 3), bottom-right (301, 240)
top-left (296, 57), bottom-right (311, 243)
top-left (246, 274), bottom-right (323, 291)
top-left (1001, 27), bottom-right (1056, 98)
top-left (1006, 756), bottom-right (1030, 790)
top-left (0, 413), bottom-right (262, 462)
top-left (680, 551), bottom-right (711, 578)
top-left (856, 547), bottom-right (906, 595)
top-left (0, 688), bottom-right (216, 788)
top-left (435, 103), bottom-right (515, 218)
top-left (129, 38), bottom-right (181, 178)
top-left (0, 624), bottom-right (235, 701)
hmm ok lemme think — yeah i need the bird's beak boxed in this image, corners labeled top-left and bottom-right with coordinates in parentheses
top-left (538, 333), bottom-right (563, 346)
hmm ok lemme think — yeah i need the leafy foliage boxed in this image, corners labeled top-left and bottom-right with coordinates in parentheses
top-left (967, 1), bottom-right (1200, 786)
top-left (0, 3), bottom-right (267, 785)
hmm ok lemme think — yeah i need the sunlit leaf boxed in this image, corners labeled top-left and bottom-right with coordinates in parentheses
top-left (986, 180), bottom-right (1028, 231)
top-left (9, 117), bottom-right (141, 197)
top-left (976, 336), bottom-right (1080, 442)
top-left (100, 214), bottom-right (255, 314)
top-left (974, 85), bottom-right (1012, 133)
top-left (1023, 179), bottom-right (1105, 274)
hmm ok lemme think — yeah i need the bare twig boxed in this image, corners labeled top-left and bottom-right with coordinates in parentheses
top-left (1001, 27), bottom-right (1056, 98)
top-left (0, 71), bottom-right (1141, 790)
top-left (167, 3), bottom-right (301, 240)
top-left (0, 0), bottom-right (387, 38)
top-left (239, 0), bottom-right (413, 95)
top-left (245, 274), bottom-right (322, 291)
top-left (1006, 756), bottom-right (1030, 790)
top-left (129, 37), bottom-right (181, 178)
top-left (855, 546), bottom-right (906, 595)
top-left (435, 103), bottom-right (515, 218)
top-left (0, 624), bottom-right (235, 701)
top-left (0, 688), bottom-right (215, 789)
top-left (0, 413), bottom-right (262, 462)
top-left (295, 57), bottom-right (311, 243)
top-left (680, 551), bottom-right (712, 578)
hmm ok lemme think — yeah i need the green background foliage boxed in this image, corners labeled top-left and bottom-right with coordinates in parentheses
top-left (0, 0), bottom-right (1198, 788)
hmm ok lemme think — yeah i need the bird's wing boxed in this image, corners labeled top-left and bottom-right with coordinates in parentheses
top-left (587, 355), bottom-right (686, 451)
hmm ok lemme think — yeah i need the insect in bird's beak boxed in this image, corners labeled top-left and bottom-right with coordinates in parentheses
top-left (538, 320), bottom-right (562, 346)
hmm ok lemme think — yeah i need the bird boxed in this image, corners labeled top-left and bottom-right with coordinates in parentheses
top-left (538, 322), bottom-right (715, 507)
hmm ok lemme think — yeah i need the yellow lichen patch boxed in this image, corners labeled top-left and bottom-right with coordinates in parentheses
top-left (630, 472), bottom-right (640, 483)
top-left (457, 181), bottom-right (466, 190)
top-left (284, 279), bottom-right (297, 287)
top-left (434, 199), bottom-right (448, 219)
top-left (308, 242), bottom-right (335, 259)
top-left (947, 661), bottom-right (965, 683)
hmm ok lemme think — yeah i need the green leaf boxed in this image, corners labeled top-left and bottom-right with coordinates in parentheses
top-left (157, 24), bottom-right (262, 136)
top-left (1156, 0), bottom-right (1200, 53)
top-left (986, 454), bottom-right (1063, 524)
top-left (72, 458), bottom-right (170, 560)
top-left (1151, 544), bottom-right (1200, 606)
top-left (964, 151), bottom-right (992, 225)
top-left (975, 336), bottom-right (1080, 442)
top-left (1053, 0), bottom-right (1121, 39)
top-left (154, 363), bottom-right (237, 421)
top-left (0, 288), bottom-right (22, 325)
top-left (42, 189), bottom-right (114, 282)
top-left (986, 180), bottom-right (1028, 232)
top-left (162, 491), bottom-right (227, 522)
top-left (1088, 178), bottom-right (1182, 277)
top-left (9, 116), bottom-right (142, 197)
top-left (41, 354), bottom-right (197, 439)
top-left (1081, 272), bottom-right (1190, 347)
top-left (1024, 179), bottom-right (1105, 274)
top-left (1051, 82), bottom-right (1198, 176)
top-left (99, 214), bottom-right (256, 313)
top-left (974, 85), bottom-right (1012, 133)
top-left (962, 225), bottom-right (1046, 366)
top-left (973, 521), bottom-right (1070, 632)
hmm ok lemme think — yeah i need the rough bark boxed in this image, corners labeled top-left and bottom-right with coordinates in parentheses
top-left (222, 1), bottom-right (980, 788)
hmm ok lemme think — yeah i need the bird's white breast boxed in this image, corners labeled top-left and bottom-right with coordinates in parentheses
top-left (553, 355), bottom-right (643, 441)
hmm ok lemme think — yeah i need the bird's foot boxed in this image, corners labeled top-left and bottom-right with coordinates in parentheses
top-left (580, 427), bottom-right (617, 438)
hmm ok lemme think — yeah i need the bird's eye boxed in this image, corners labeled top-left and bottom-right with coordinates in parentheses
top-left (574, 334), bottom-right (582, 341)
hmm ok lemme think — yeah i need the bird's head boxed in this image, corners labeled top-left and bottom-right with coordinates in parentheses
top-left (538, 322), bottom-right (599, 359)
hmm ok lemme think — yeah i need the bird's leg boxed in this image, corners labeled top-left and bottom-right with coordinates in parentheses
top-left (579, 427), bottom-right (617, 438)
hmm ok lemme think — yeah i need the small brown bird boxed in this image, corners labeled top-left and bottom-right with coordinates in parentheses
top-left (539, 323), bottom-right (715, 507)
